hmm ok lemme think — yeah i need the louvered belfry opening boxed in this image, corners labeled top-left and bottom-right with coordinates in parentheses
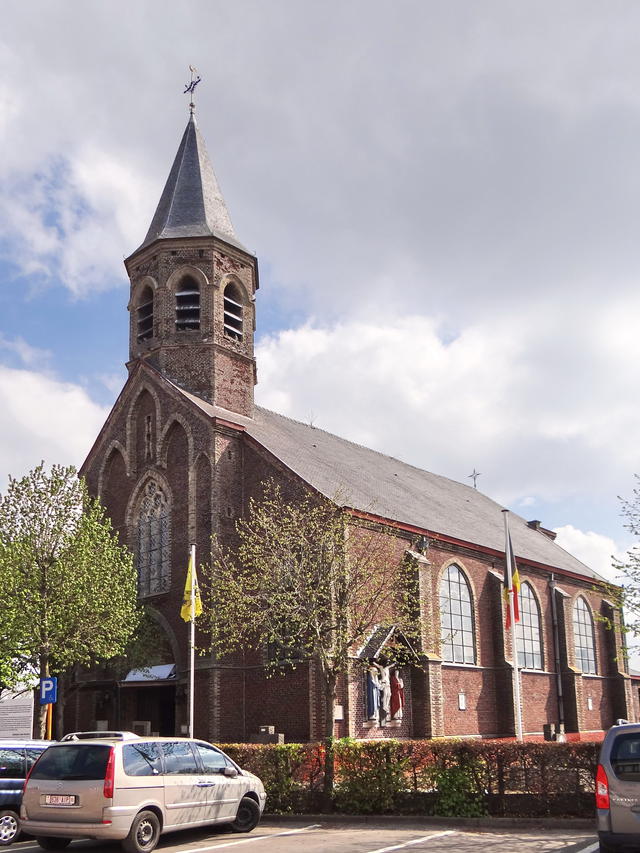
top-left (175, 275), bottom-right (201, 331)
top-left (137, 285), bottom-right (154, 342)
top-left (223, 282), bottom-right (243, 341)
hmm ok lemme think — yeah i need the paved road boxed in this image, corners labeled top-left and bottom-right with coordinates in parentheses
top-left (13, 822), bottom-right (601, 853)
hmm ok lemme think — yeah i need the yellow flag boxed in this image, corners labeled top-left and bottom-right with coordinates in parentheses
top-left (180, 553), bottom-right (203, 622)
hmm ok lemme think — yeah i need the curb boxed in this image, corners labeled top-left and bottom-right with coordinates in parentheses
top-left (261, 813), bottom-right (595, 831)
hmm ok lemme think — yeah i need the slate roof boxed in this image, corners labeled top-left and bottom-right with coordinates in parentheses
top-left (164, 375), bottom-right (604, 582)
top-left (131, 114), bottom-right (248, 256)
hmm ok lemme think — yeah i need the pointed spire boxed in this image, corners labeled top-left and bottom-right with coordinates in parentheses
top-left (133, 114), bottom-right (247, 255)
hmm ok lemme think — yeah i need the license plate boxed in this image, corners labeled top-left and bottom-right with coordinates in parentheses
top-left (44, 795), bottom-right (76, 806)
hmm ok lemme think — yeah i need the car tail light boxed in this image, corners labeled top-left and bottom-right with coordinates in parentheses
top-left (596, 764), bottom-right (610, 810)
top-left (103, 747), bottom-right (115, 799)
top-left (23, 754), bottom-right (41, 792)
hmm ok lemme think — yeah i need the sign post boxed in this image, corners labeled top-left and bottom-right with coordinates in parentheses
top-left (39, 677), bottom-right (57, 740)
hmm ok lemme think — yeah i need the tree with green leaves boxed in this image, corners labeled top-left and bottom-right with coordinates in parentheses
top-left (203, 480), bottom-right (424, 804)
top-left (0, 463), bottom-right (141, 737)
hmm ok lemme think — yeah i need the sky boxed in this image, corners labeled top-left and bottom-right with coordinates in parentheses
top-left (1, 1), bottom-right (640, 592)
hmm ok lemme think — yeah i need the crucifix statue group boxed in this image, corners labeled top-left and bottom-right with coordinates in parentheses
top-left (366, 661), bottom-right (404, 724)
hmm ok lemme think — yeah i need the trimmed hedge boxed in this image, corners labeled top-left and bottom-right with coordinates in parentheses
top-left (220, 739), bottom-right (600, 817)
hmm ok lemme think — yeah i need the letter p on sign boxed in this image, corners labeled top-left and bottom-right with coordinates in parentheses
top-left (39, 677), bottom-right (57, 705)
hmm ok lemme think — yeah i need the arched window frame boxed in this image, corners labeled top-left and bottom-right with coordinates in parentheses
top-left (223, 281), bottom-right (243, 342)
top-left (136, 284), bottom-right (154, 343)
top-left (440, 563), bottom-right (476, 665)
top-left (175, 275), bottom-right (200, 331)
top-left (573, 596), bottom-right (597, 674)
top-left (516, 582), bottom-right (543, 670)
top-left (135, 480), bottom-right (171, 598)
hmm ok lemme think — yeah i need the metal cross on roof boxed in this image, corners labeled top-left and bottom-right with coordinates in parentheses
top-left (183, 65), bottom-right (202, 114)
top-left (468, 469), bottom-right (481, 489)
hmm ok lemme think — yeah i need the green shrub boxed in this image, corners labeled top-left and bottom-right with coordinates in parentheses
top-left (217, 738), bottom-right (600, 816)
top-left (333, 739), bottom-right (408, 813)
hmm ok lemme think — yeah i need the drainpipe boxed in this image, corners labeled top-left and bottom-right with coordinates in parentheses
top-left (549, 574), bottom-right (565, 737)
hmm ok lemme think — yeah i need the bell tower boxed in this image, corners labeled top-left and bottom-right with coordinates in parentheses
top-left (124, 112), bottom-right (258, 417)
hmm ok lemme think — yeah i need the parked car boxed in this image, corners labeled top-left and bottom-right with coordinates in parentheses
top-left (596, 720), bottom-right (640, 852)
top-left (0, 739), bottom-right (51, 845)
top-left (21, 732), bottom-right (266, 853)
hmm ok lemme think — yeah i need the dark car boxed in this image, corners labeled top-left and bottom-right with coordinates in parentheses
top-left (0, 740), bottom-right (51, 845)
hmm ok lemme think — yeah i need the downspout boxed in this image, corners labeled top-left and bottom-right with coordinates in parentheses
top-left (549, 573), bottom-right (565, 737)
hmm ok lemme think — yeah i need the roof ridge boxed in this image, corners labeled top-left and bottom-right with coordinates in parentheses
top-left (254, 404), bottom-right (480, 495)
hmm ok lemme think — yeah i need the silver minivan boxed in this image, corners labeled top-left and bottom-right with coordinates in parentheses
top-left (21, 733), bottom-right (266, 853)
top-left (596, 720), bottom-right (640, 852)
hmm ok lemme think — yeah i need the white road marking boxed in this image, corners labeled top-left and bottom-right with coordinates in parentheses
top-left (575, 844), bottom-right (599, 853)
top-left (367, 831), bottom-right (457, 853)
top-left (178, 824), bottom-right (321, 851)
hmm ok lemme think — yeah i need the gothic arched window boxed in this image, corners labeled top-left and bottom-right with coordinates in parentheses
top-left (175, 275), bottom-right (200, 331)
top-left (516, 582), bottom-right (543, 670)
top-left (136, 285), bottom-right (154, 342)
top-left (573, 596), bottom-right (597, 674)
top-left (223, 282), bottom-right (243, 341)
top-left (440, 564), bottom-right (476, 664)
top-left (135, 480), bottom-right (171, 597)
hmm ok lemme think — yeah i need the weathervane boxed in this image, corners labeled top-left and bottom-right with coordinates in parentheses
top-left (468, 469), bottom-right (481, 489)
top-left (184, 65), bottom-right (201, 115)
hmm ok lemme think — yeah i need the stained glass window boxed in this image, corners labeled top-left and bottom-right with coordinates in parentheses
top-left (516, 582), bottom-right (543, 669)
top-left (136, 480), bottom-right (170, 597)
top-left (573, 596), bottom-right (597, 674)
top-left (440, 564), bottom-right (476, 664)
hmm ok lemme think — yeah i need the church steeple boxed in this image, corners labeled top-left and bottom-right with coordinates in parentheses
top-left (124, 114), bottom-right (258, 418)
top-left (133, 114), bottom-right (247, 256)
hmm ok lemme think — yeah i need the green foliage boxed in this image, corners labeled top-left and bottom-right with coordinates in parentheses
top-left (0, 463), bottom-right (140, 696)
top-left (217, 738), bottom-right (600, 817)
top-left (426, 764), bottom-right (486, 817)
top-left (333, 739), bottom-right (408, 814)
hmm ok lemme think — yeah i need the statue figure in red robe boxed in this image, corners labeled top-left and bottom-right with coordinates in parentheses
top-left (390, 668), bottom-right (404, 720)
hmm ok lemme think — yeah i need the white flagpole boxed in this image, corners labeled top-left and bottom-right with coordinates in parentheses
top-left (503, 511), bottom-right (524, 742)
top-left (189, 543), bottom-right (196, 738)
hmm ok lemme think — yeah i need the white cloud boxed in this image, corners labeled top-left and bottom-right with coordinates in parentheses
top-left (0, 365), bottom-right (109, 488)
top-left (255, 305), bottom-right (640, 522)
top-left (553, 525), bottom-right (628, 584)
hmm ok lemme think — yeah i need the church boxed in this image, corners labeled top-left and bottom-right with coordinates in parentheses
top-left (76, 106), bottom-right (635, 743)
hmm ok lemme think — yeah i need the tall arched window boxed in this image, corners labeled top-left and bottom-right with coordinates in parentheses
top-left (573, 597), bottom-right (597, 674)
top-left (516, 582), bottom-right (543, 669)
top-left (135, 480), bottom-right (170, 597)
top-left (223, 282), bottom-right (243, 341)
top-left (440, 564), bottom-right (476, 664)
top-left (136, 285), bottom-right (154, 342)
top-left (175, 275), bottom-right (200, 331)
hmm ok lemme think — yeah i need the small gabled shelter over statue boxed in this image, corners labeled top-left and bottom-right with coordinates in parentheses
top-left (78, 100), bottom-right (635, 743)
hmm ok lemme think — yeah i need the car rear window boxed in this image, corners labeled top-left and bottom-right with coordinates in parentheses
top-left (610, 733), bottom-right (640, 780)
top-left (30, 745), bottom-right (111, 781)
top-left (0, 748), bottom-right (24, 779)
top-left (123, 742), bottom-right (162, 777)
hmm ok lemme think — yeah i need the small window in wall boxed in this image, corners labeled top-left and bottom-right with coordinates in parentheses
top-left (573, 596), bottom-right (597, 674)
top-left (175, 275), bottom-right (200, 331)
top-left (516, 582), bottom-right (543, 670)
top-left (223, 282), bottom-right (243, 341)
top-left (440, 564), bottom-right (476, 665)
top-left (137, 285), bottom-right (154, 342)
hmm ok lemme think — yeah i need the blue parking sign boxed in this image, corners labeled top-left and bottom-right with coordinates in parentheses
top-left (39, 677), bottom-right (57, 705)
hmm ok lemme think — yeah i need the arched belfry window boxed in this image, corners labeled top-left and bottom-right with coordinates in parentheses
top-left (440, 564), bottom-right (476, 664)
top-left (516, 582), bottom-right (543, 670)
top-left (175, 275), bottom-right (200, 331)
top-left (573, 596), bottom-right (597, 674)
top-left (223, 282), bottom-right (243, 341)
top-left (137, 285), bottom-right (154, 342)
top-left (135, 480), bottom-right (170, 597)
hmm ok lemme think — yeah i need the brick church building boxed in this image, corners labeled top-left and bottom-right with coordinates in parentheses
top-left (76, 109), bottom-right (634, 743)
